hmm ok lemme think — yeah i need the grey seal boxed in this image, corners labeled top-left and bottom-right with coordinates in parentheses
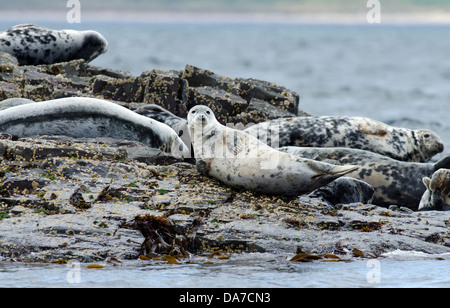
top-left (135, 104), bottom-right (192, 157)
top-left (0, 24), bottom-right (108, 65)
top-left (308, 177), bottom-right (375, 206)
top-left (419, 169), bottom-right (450, 211)
top-left (0, 97), bottom-right (189, 157)
top-left (279, 146), bottom-right (450, 209)
top-left (187, 105), bottom-right (358, 197)
top-left (244, 116), bottom-right (444, 162)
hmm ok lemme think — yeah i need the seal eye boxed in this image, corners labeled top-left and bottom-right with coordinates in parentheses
top-left (424, 134), bottom-right (430, 138)
top-left (191, 110), bottom-right (196, 114)
top-left (206, 111), bottom-right (211, 115)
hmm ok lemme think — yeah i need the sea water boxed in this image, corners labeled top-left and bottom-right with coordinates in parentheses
top-left (1, 252), bottom-right (449, 288)
top-left (0, 21), bottom-right (449, 288)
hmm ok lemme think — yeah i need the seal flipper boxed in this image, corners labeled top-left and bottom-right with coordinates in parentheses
top-left (308, 160), bottom-right (359, 182)
top-left (434, 156), bottom-right (450, 171)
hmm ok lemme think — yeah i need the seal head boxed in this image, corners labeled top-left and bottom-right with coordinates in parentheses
top-left (415, 129), bottom-right (444, 162)
top-left (419, 169), bottom-right (450, 211)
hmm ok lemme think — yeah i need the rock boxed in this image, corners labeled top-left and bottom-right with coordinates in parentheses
top-left (0, 51), bottom-right (18, 67)
top-left (182, 64), bottom-right (305, 120)
top-left (234, 98), bottom-right (298, 125)
top-left (2, 61), bottom-right (306, 124)
top-left (9, 205), bottom-right (29, 215)
top-left (90, 74), bottom-right (143, 102)
top-left (234, 77), bottom-right (300, 115)
top-left (42, 59), bottom-right (86, 78)
top-left (141, 69), bottom-right (188, 118)
top-left (182, 64), bottom-right (235, 92)
top-left (82, 63), bottom-right (133, 80)
top-left (187, 86), bottom-right (248, 125)
top-left (0, 81), bottom-right (21, 101)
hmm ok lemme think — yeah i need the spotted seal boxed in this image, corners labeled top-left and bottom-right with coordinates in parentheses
top-left (0, 24), bottom-right (108, 65)
top-left (279, 146), bottom-right (450, 209)
top-left (0, 97), bottom-right (189, 157)
top-left (419, 169), bottom-right (450, 211)
top-left (187, 105), bottom-right (358, 197)
top-left (244, 116), bottom-right (444, 162)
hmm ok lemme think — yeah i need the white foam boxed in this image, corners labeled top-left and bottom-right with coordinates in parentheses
top-left (382, 249), bottom-right (450, 261)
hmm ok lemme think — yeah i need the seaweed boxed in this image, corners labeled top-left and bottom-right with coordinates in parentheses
top-left (134, 214), bottom-right (202, 263)
top-left (290, 253), bottom-right (323, 262)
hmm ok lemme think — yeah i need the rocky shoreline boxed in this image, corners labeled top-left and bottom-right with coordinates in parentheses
top-left (0, 55), bottom-right (449, 264)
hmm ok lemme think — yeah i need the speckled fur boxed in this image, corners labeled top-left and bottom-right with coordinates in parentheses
top-left (245, 116), bottom-right (444, 162)
top-left (187, 105), bottom-right (358, 197)
top-left (0, 24), bottom-right (108, 65)
top-left (419, 169), bottom-right (450, 211)
top-left (279, 146), bottom-right (450, 209)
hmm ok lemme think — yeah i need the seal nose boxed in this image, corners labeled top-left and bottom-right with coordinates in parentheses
top-left (432, 189), bottom-right (444, 211)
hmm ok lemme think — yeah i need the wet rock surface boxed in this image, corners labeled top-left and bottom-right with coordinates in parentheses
top-left (0, 59), bottom-right (449, 264)
top-left (0, 135), bottom-right (448, 263)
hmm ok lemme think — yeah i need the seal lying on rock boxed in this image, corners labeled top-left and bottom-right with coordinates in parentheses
top-left (419, 169), bottom-right (450, 211)
top-left (0, 24), bottom-right (108, 65)
top-left (279, 146), bottom-right (450, 209)
top-left (0, 97), bottom-right (189, 157)
top-left (135, 104), bottom-right (194, 158)
top-left (187, 105), bottom-right (358, 197)
top-left (308, 177), bottom-right (375, 206)
top-left (244, 116), bottom-right (444, 162)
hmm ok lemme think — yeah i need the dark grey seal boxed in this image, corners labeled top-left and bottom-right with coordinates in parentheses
top-left (0, 24), bottom-right (108, 65)
top-left (279, 146), bottom-right (450, 209)
top-left (0, 97), bottom-right (189, 157)
top-left (308, 177), bottom-right (375, 206)
top-left (245, 116), bottom-right (444, 162)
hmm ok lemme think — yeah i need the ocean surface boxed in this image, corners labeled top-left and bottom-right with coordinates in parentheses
top-left (1, 251), bottom-right (449, 288)
top-left (1, 21), bottom-right (450, 288)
